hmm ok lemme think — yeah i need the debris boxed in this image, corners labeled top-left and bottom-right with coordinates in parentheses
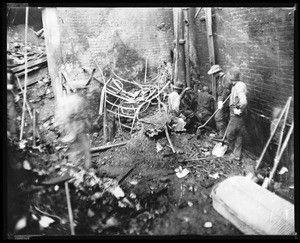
top-left (129, 179), bottom-right (139, 185)
top-left (209, 173), bottom-right (219, 180)
top-left (23, 160), bottom-right (31, 170)
top-left (19, 140), bottom-right (28, 149)
top-left (65, 181), bottom-right (75, 235)
top-left (39, 216), bottom-right (55, 228)
top-left (104, 217), bottom-right (119, 228)
top-left (165, 124), bottom-right (176, 153)
top-left (11, 56), bottom-right (47, 74)
top-left (175, 166), bottom-right (190, 178)
top-left (204, 222), bottom-right (212, 228)
top-left (90, 141), bottom-right (127, 153)
top-left (87, 208), bottom-right (95, 217)
top-left (209, 133), bottom-right (216, 138)
top-left (187, 201), bottom-right (193, 207)
top-left (14, 216), bottom-right (27, 231)
top-left (109, 185), bottom-right (125, 199)
top-left (278, 167), bottom-right (288, 175)
top-left (200, 179), bottom-right (215, 188)
top-left (156, 142), bottom-right (164, 152)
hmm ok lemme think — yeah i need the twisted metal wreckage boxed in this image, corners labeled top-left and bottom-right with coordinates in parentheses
top-left (59, 57), bottom-right (172, 134)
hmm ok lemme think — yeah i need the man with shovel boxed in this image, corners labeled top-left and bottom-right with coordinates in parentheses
top-left (225, 67), bottom-right (248, 161)
top-left (207, 64), bottom-right (232, 138)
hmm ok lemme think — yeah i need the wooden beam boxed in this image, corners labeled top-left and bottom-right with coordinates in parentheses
top-left (41, 8), bottom-right (63, 105)
top-left (183, 8), bottom-right (191, 88)
top-left (11, 56), bottom-right (47, 73)
top-left (204, 8), bottom-right (216, 103)
top-left (173, 8), bottom-right (186, 86)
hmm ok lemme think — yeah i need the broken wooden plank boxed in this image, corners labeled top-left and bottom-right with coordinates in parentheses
top-left (118, 165), bottom-right (136, 185)
top-left (90, 141), bottom-right (127, 153)
top-left (11, 56), bottom-right (48, 73)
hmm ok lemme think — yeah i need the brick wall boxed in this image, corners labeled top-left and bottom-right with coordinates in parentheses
top-left (194, 7), bottom-right (294, 162)
top-left (213, 7), bottom-right (294, 121)
top-left (56, 8), bottom-right (174, 84)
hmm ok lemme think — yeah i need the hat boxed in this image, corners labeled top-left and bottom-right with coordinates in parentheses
top-left (229, 67), bottom-right (240, 81)
top-left (173, 82), bottom-right (184, 90)
top-left (207, 64), bottom-right (222, 75)
top-left (7, 58), bottom-right (16, 68)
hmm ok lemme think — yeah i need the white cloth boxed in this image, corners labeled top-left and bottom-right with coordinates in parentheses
top-left (218, 101), bottom-right (223, 109)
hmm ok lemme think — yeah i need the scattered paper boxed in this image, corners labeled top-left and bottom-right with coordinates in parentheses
top-left (39, 216), bottom-right (55, 228)
top-left (156, 142), bottom-right (163, 152)
top-left (23, 160), bottom-right (31, 170)
top-left (31, 214), bottom-right (38, 221)
top-left (19, 140), bottom-right (27, 149)
top-left (278, 167), bottom-right (288, 175)
top-left (209, 173), bottom-right (219, 180)
top-left (129, 179), bottom-right (138, 185)
top-left (175, 166), bottom-right (190, 178)
top-left (109, 185), bottom-right (125, 199)
top-left (54, 185), bottom-right (59, 191)
top-left (204, 222), bottom-right (212, 228)
top-left (187, 201), bottom-right (193, 207)
top-left (15, 216), bottom-right (27, 231)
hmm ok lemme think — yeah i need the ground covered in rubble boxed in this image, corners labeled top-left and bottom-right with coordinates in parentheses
top-left (6, 25), bottom-right (294, 236)
top-left (6, 74), bottom-right (295, 238)
top-left (6, 86), bottom-right (294, 238)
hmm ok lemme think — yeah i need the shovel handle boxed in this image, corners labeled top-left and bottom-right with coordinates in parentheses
top-left (197, 94), bottom-right (231, 130)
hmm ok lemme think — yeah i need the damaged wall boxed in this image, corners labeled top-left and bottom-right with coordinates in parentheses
top-left (194, 7), bottom-right (294, 163)
top-left (56, 8), bottom-right (174, 83)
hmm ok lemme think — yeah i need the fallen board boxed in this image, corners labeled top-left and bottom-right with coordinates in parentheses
top-left (210, 176), bottom-right (294, 235)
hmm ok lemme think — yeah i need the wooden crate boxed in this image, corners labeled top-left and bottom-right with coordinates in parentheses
top-left (211, 176), bottom-right (294, 235)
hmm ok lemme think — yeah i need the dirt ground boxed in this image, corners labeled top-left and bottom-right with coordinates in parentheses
top-left (6, 73), bottom-right (294, 239)
top-left (6, 25), bottom-right (294, 239)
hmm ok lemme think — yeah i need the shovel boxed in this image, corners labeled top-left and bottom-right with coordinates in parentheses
top-left (212, 119), bottom-right (231, 157)
top-left (196, 94), bottom-right (230, 133)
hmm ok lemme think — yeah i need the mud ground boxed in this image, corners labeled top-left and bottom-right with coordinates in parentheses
top-left (6, 25), bottom-right (294, 239)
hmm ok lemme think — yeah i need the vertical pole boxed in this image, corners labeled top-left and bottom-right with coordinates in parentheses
top-left (33, 108), bottom-right (36, 147)
top-left (204, 8), bottom-right (216, 103)
top-left (144, 57), bottom-right (148, 83)
top-left (41, 8), bottom-right (63, 106)
top-left (173, 8), bottom-right (186, 86)
top-left (103, 89), bottom-right (108, 143)
top-left (20, 7), bottom-right (29, 141)
top-left (183, 8), bottom-right (191, 88)
top-left (178, 8), bottom-right (186, 86)
top-left (65, 182), bottom-right (75, 235)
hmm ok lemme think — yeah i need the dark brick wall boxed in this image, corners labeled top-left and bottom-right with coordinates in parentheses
top-left (213, 7), bottom-right (294, 121)
top-left (193, 7), bottom-right (294, 164)
top-left (56, 8), bottom-right (174, 83)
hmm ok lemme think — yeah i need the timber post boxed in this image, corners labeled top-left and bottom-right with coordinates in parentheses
top-left (173, 8), bottom-right (186, 87)
top-left (41, 7), bottom-right (64, 106)
top-left (183, 8), bottom-right (191, 88)
top-left (204, 8), bottom-right (216, 104)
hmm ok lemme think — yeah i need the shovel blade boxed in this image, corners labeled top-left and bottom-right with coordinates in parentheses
top-left (212, 142), bottom-right (228, 157)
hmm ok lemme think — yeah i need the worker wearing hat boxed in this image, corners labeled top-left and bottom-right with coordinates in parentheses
top-left (225, 67), bottom-right (248, 161)
top-left (207, 64), bottom-right (232, 138)
top-left (168, 81), bottom-right (192, 117)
